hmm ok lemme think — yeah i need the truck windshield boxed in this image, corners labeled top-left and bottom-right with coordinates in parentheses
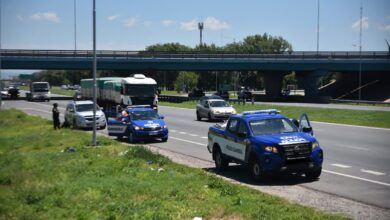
top-left (32, 83), bottom-right (49, 92)
top-left (250, 118), bottom-right (297, 135)
top-left (76, 104), bottom-right (100, 112)
top-left (125, 85), bottom-right (156, 97)
top-left (130, 110), bottom-right (158, 120)
top-left (210, 101), bottom-right (230, 107)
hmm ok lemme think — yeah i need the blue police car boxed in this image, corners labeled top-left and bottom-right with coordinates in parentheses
top-left (208, 109), bottom-right (323, 181)
top-left (107, 106), bottom-right (168, 143)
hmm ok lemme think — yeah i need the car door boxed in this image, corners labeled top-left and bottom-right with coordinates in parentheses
top-left (223, 119), bottom-right (246, 161)
top-left (299, 113), bottom-right (313, 136)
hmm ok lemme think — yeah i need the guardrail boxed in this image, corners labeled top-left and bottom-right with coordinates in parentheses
top-left (1, 49), bottom-right (389, 60)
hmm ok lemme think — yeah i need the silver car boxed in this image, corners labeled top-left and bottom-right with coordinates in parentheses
top-left (64, 100), bottom-right (106, 129)
top-left (196, 99), bottom-right (236, 121)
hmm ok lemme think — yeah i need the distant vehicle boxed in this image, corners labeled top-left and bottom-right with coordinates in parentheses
top-left (207, 109), bottom-right (323, 181)
top-left (80, 74), bottom-right (158, 111)
top-left (26, 82), bottom-right (51, 101)
top-left (188, 88), bottom-right (205, 98)
top-left (64, 100), bottom-right (107, 129)
top-left (196, 99), bottom-right (236, 121)
top-left (61, 85), bottom-right (68, 90)
top-left (214, 90), bottom-right (230, 100)
top-left (1, 89), bottom-right (9, 98)
top-left (107, 105), bottom-right (168, 143)
top-left (8, 87), bottom-right (19, 99)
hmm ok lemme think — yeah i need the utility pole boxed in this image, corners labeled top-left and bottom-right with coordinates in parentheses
top-left (316, 0), bottom-right (320, 53)
top-left (92, 0), bottom-right (97, 146)
top-left (358, 3), bottom-right (363, 102)
top-left (74, 0), bottom-right (77, 51)
top-left (198, 22), bottom-right (204, 46)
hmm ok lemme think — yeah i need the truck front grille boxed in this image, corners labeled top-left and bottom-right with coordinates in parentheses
top-left (280, 143), bottom-right (311, 160)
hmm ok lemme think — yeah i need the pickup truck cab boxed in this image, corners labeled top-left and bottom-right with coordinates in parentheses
top-left (107, 106), bottom-right (168, 143)
top-left (207, 109), bottom-right (323, 181)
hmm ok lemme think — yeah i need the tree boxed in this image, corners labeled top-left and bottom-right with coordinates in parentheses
top-left (174, 71), bottom-right (199, 93)
top-left (146, 43), bottom-right (191, 52)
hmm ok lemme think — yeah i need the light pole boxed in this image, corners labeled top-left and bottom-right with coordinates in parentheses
top-left (316, 0), bottom-right (320, 53)
top-left (74, 0), bottom-right (77, 51)
top-left (358, 3), bottom-right (363, 102)
top-left (92, 0), bottom-right (97, 146)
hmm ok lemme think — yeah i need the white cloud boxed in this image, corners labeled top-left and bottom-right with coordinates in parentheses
top-left (180, 19), bottom-right (198, 31)
top-left (180, 17), bottom-right (230, 31)
top-left (352, 16), bottom-right (368, 31)
top-left (379, 24), bottom-right (390, 31)
top-left (30, 12), bottom-right (60, 23)
top-left (124, 17), bottom-right (136, 27)
top-left (204, 17), bottom-right (229, 30)
top-left (162, 19), bottom-right (177, 26)
top-left (107, 15), bottom-right (119, 21)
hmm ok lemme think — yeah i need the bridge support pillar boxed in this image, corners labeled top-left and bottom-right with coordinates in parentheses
top-left (264, 72), bottom-right (283, 99)
top-left (301, 70), bottom-right (329, 97)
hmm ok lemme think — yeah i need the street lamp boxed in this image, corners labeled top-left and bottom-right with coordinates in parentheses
top-left (316, 0), bottom-right (320, 53)
top-left (92, 0), bottom-right (97, 146)
top-left (198, 22), bottom-right (204, 46)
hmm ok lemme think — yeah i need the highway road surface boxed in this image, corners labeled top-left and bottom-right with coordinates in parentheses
top-left (2, 99), bottom-right (390, 210)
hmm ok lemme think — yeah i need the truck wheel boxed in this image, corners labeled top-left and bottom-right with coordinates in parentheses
top-left (214, 148), bottom-right (228, 171)
top-left (196, 111), bottom-right (201, 121)
top-left (305, 168), bottom-right (322, 180)
top-left (250, 158), bottom-right (264, 182)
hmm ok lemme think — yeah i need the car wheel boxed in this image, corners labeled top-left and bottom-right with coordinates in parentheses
top-left (305, 168), bottom-right (322, 180)
top-left (214, 148), bottom-right (228, 171)
top-left (100, 124), bottom-right (106, 129)
top-left (196, 111), bottom-right (201, 121)
top-left (250, 157), bottom-right (264, 182)
top-left (161, 137), bottom-right (168, 142)
top-left (128, 132), bottom-right (134, 143)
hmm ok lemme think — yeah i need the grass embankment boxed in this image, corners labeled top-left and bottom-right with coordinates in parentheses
top-left (160, 101), bottom-right (390, 129)
top-left (0, 110), bottom-right (347, 219)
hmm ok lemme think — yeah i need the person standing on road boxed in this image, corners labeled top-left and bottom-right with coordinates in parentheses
top-left (52, 103), bottom-right (61, 130)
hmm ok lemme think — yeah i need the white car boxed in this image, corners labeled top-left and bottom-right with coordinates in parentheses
top-left (196, 99), bottom-right (236, 121)
top-left (64, 100), bottom-right (106, 129)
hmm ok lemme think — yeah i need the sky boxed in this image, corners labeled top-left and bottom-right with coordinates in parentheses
top-left (1, 0), bottom-right (390, 77)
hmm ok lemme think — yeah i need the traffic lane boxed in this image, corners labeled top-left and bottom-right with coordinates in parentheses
top-left (312, 122), bottom-right (390, 176)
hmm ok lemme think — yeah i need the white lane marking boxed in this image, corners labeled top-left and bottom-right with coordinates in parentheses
top-left (360, 169), bottom-right (386, 176)
top-left (335, 144), bottom-right (369, 152)
top-left (170, 136), bottom-right (205, 146)
top-left (312, 121), bottom-right (390, 131)
top-left (323, 169), bottom-right (390, 187)
top-left (23, 108), bottom-right (51, 114)
top-left (179, 132), bottom-right (187, 135)
top-left (201, 136), bottom-right (208, 139)
top-left (189, 134), bottom-right (198, 137)
top-left (331, 164), bottom-right (351, 168)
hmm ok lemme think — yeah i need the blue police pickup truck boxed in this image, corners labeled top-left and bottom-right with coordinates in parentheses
top-left (107, 106), bottom-right (168, 143)
top-left (207, 109), bottom-right (323, 181)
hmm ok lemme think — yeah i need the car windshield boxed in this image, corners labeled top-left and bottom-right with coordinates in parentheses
top-left (130, 110), bottom-right (159, 120)
top-left (250, 118), bottom-right (297, 135)
top-left (32, 83), bottom-right (49, 92)
top-left (210, 101), bottom-right (230, 107)
top-left (76, 104), bottom-right (100, 112)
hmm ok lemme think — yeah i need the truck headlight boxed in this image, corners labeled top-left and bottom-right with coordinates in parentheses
top-left (264, 146), bottom-right (278, 153)
top-left (312, 141), bottom-right (319, 150)
top-left (133, 126), bottom-right (143, 131)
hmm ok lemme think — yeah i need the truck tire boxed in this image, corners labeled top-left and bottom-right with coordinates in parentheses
top-left (305, 168), bottom-right (322, 180)
top-left (196, 111), bottom-right (201, 121)
top-left (250, 157), bottom-right (264, 182)
top-left (214, 148), bottom-right (228, 171)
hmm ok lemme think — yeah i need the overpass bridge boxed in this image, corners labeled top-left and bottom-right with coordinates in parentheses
top-left (1, 49), bottom-right (389, 99)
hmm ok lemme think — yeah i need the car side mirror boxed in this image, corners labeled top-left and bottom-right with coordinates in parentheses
top-left (237, 132), bottom-right (247, 138)
top-left (302, 127), bottom-right (312, 133)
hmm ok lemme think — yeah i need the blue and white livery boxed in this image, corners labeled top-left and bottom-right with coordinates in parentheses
top-left (207, 109), bottom-right (323, 181)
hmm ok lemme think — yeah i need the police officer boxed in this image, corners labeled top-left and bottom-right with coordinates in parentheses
top-left (52, 103), bottom-right (61, 130)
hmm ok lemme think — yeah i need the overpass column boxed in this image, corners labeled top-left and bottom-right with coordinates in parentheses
top-left (264, 72), bottom-right (283, 99)
top-left (302, 70), bottom-right (328, 97)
